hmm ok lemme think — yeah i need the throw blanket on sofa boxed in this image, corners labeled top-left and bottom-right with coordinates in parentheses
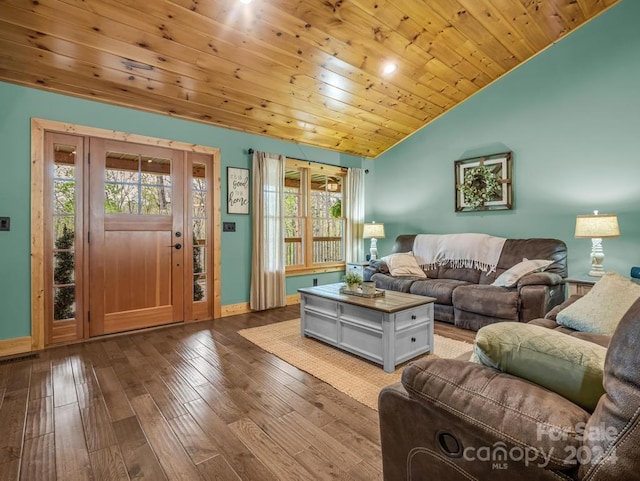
top-left (412, 233), bottom-right (506, 274)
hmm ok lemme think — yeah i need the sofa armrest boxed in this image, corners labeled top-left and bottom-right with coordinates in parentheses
top-left (528, 316), bottom-right (610, 348)
top-left (517, 272), bottom-right (564, 288)
top-left (369, 259), bottom-right (388, 273)
top-left (364, 260), bottom-right (389, 281)
top-left (545, 294), bottom-right (583, 320)
top-left (528, 317), bottom-right (561, 329)
top-left (518, 282), bottom-right (565, 322)
top-left (399, 358), bottom-right (590, 470)
top-left (363, 266), bottom-right (377, 281)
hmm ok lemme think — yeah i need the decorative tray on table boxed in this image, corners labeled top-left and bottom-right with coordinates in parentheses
top-left (339, 286), bottom-right (385, 298)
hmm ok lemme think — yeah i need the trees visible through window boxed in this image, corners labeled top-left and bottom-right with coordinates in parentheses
top-left (104, 152), bottom-right (172, 215)
top-left (53, 145), bottom-right (77, 321)
top-left (284, 160), bottom-right (345, 271)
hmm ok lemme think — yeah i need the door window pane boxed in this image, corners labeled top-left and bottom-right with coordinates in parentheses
top-left (192, 161), bottom-right (207, 301)
top-left (193, 247), bottom-right (206, 274)
top-left (53, 216), bottom-right (75, 248)
top-left (52, 143), bottom-right (77, 321)
top-left (193, 219), bottom-right (206, 243)
top-left (105, 152), bottom-right (172, 215)
top-left (192, 162), bottom-right (207, 242)
top-left (141, 185), bottom-right (172, 215)
top-left (53, 286), bottom-right (75, 321)
top-left (193, 274), bottom-right (206, 302)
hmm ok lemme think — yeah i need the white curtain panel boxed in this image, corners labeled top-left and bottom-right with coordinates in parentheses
top-left (344, 167), bottom-right (365, 263)
top-left (250, 151), bottom-right (287, 310)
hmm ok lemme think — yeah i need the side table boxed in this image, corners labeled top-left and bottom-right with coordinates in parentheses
top-left (346, 261), bottom-right (369, 279)
top-left (565, 275), bottom-right (597, 296)
top-left (565, 274), bottom-right (640, 297)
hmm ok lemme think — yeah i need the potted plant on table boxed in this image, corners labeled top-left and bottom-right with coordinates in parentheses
top-left (344, 272), bottom-right (363, 292)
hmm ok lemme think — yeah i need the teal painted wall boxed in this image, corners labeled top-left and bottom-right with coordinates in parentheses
top-left (0, 84), bottom-right (362, 340)
top-left (366, 0), bottom-right (640, 278)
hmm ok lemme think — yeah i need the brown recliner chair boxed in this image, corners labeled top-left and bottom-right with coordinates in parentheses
top-left (378, 298), bottom-right (640, 480)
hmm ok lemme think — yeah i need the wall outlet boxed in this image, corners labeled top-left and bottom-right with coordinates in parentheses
top-left (313, 278), bottom-right (318, 286)
top-left (0, 217), bottom-right (10, 231)
top-left (223, 222), bottom-right (236, 232)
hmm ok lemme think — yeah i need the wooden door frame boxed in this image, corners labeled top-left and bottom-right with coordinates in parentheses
top-left (31, 118), bottom-right (222, 350)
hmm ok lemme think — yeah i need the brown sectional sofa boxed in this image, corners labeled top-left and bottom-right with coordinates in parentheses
top-left (377, 297), bottom-right (640, 480)
top-left (364, 234), bottom-right (568, 331)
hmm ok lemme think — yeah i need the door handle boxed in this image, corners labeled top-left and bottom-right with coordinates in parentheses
top-left (169, 243), bottom-right (182, 250)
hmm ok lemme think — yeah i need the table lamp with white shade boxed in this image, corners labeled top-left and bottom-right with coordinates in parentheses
top-left (363, 222), bottom-right (385, 260)
top-left (574, 210), bottom-right (620, 277)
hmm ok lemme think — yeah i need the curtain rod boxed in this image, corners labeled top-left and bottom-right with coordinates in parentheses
top-left (247, 148), bottom-right (350, 170)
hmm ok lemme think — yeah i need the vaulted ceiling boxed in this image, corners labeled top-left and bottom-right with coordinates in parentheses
top-left (0, 0), bottom-right (618, 158)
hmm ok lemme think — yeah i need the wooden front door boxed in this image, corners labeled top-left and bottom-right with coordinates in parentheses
top-left (88, 139), bottom-right (185, 336)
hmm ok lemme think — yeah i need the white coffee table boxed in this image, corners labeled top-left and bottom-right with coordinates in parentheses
top-left (298, 283), bottom-right (436, 373)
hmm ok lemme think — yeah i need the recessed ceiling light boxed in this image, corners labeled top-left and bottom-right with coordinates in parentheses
top-left (382, 62), bottom-right (397, 75)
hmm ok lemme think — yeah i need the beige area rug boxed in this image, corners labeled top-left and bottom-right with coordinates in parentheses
top-left (238, 319), bottom-right (473, 410)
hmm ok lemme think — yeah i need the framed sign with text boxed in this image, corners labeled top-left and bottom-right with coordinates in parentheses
top-left (227, 167), bottom-right (250, 214)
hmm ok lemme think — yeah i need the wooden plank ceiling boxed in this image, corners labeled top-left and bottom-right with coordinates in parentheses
top-left (0, 0), bottom-right (618, 158)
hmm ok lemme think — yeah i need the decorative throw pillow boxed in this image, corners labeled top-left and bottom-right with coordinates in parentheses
top-left (556, 272), bottom-right (640, 335)
top-left (381, 252), bottom-right (426, 278)
top-left (474, 322), bottom-right (607, 412)
top-left (492, 258), bottom-right (553, 287)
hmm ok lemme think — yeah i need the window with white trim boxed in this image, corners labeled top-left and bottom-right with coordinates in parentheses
top-left (284, 159), bottom-right (345, 272)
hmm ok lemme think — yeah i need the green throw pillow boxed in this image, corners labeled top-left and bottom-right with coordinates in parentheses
top-left (556, 272), bottom-right (640, 335)
top-left (474, 322), bottom-right (607, 412)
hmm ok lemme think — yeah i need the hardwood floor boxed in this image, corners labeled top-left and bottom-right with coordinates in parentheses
top-left (0, 306), bottom-right (475, 480)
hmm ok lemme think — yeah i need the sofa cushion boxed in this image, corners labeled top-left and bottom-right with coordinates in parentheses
top-left (435, 265), bottom-right (481, 284)
top-left (370, 273), bottom-right (417, 293)
top-left (409, 279), bottom-right (471, 306)
top-left (478, 238), bottom-right (568, 284)
top-left (474, 322), bottom-right (607, 412)
top-left (380, 252), bottom-right (426, 278)
top-left (491, 258), bottom-right (553, 287)
top-left (557, 272), bottom-right (640, 335)
top-left (452, 284), bottom-right (520, 320)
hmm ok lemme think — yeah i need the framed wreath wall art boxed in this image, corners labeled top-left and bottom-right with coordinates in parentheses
top-left (454, 152), bottom-right (513, 212)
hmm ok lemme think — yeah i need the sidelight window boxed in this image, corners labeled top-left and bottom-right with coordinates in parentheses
top-left (52, 143), bottom-right (78, 321)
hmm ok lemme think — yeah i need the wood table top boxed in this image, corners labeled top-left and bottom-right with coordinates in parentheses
top-left (298, 283), bottom-right (436, 313)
